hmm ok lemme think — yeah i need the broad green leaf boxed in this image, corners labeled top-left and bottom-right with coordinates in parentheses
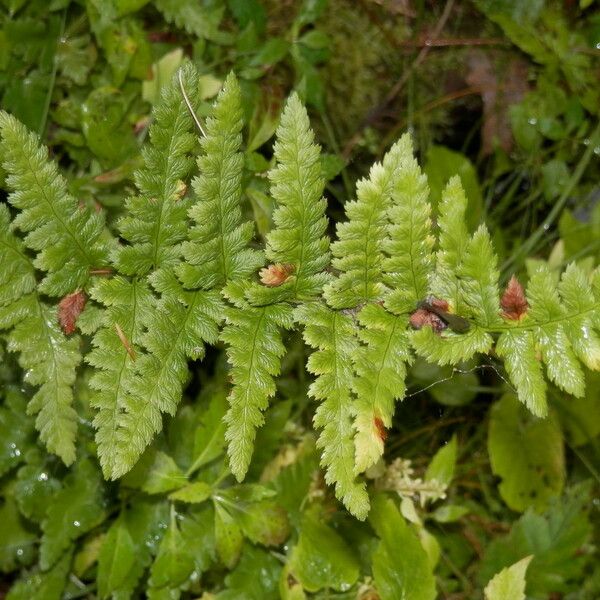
top-left (6, 550), bottom-right (72, 600)
top-left (188, 386), bottom-right (228, 476)
top-left (488, 394), bottom-right (565, 512)
top-left (233, 500), bottom-right (290, 547)
top-left (288, 513), bottom-right (359, 593)
top-left (97, 517), bottom-right (136, 598)
top-left (149, 512), bottom-right (195, 589)
top-left (370, 495), bottom-right (436, 600)
top-left (0, 387), bottom-right (34, 477)
top-left (479, 485), bottom-right (592, 597)
top-left (40, 459), bottom-right (106, 570)
top-left (484, 556), bottom-right (532, 600)
top-left (140, 451), bottom-right (187, 495)
top-left (0, 495), bottom-right (36, 572)
top-left (425, 145), bottom-right (483, 230)
top-left (220, 545), bottom-right (281, 600)
top-left (142, 48), bottom-right (183, 105)
top-left (425, 435), bottom-right (457, 488)
top-left (214, 503), bottom-right (243, 569)
top-left (169, 481), bottom-right (212, 504)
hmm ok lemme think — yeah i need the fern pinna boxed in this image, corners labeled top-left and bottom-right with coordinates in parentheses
top-left (1, 65), bottom-right (599, 519)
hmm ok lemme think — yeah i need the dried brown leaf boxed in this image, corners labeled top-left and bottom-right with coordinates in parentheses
top-left (58, 290), bottom-right (87, 335)
top-left (500, 275), bottom-right (528, 320)
top-left (259, 263), bottom-right (295, 287)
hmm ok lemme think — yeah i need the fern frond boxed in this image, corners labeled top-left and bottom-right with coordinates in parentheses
top-left (116, 63), bottom-right (199, 276)
top-left (459, 225), bottom-right (502, 328)
top-left (0, 111), bottom-right (108, 296)
top-left (558, 263), bottom-right (600, 370)
top-left (222, 281), bottom-right (293, 481)
top-left (353, 304), bottom-right (411, 472)
top-left (0, 205), bottom-right (79, 464)
top-left (246, 93), bottom-right (330, 305)
top-left (496, 330), bottom-right (547, 416)
top-left (430, 176), bottom-right (470, 312)
top-left (86, 277), bottom-right (154, 478)
top-left (324, 136), bottom-right (411, 308)
top-left (87, 65), bottom-right (229, 478)
top-left (177, 72), bottom-right (263, 290)
top-left (296, 302), bottom-right (370, 520)
top-left (111, 272), bottom-right (222, 478)
top-left (412, 195), bottom-right (497, 365)
top-left (383, 137), bottom-right (433, 314)
top-left (526, 264), bottom-right (585, 397)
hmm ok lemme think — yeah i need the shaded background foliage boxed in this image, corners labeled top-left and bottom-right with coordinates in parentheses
top-left (0, 0), bottom-right (599, 599)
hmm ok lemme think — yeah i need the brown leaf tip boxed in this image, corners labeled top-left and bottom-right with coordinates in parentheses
top-left (58, 290), bottom-right (87, 335)
top-left (501, 275), bottom-right (528, 320)
top-left (259, 263), bottom-right (295, 287)
top-left (374, 417), bottom-right (388, 442)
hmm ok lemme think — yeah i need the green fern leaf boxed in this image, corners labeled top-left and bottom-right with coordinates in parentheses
top-left (459, 225), bottom-right (502, 327)
top-left (0, 112), bottom-right (108, 296)
top-left (247, 93), bottom-right (330, 305)
top-left (558, 263), bottom-right (600, 370)
top-left (112, 272), bottom-right (222, 478)
top-left (0, 205), bottom-right (80, 464)
top-left (496, 330), bottom-right (547, 417)
top-left (324, 135), bottom-right (411, 308)
top-left (177, 72), bottom-right (263, 290)
top-left (383, 136), bottom-right (433, 314)
top-left (296, 302), bottom-right (370, 520)
top-left (222, 281), bottom-right (293, 481)
top-left (116, 63), bottom-right (199, 276)
top-left (430, 176), bottom-right (470, 312)
top-left (353, 304), bottom-right (411, 473)
top-left (527, 264), bottom-right (585, 396)
top-left (411, 325), bottom-right (492, 366)
top-left (86, 277), bottom-right (154, 478)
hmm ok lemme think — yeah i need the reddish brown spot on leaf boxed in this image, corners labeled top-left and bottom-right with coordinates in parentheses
top-left (430, 297), bottom-right (449, 311)
top-left (374, 417), bottom-right (387, 442)
top-left (500, 275), bottom-right (528, 320)
top-left (58, 290), bottom-right (87, 335)
top-left (409, 308), bottom-right (447, 333)
top-left (259, 263), bottom-right (295, 287)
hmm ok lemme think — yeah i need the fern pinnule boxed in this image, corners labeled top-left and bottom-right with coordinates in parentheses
top-left (177, 71), bottom-right (263, 290)
top-left (246, 93), bottom-right (330, 305)
top-left (87, 277), bottom-right (154, 478)
top-left (222, 281), bottom-right (293, 481)
top-left (430, 176), bottom-right (470, 312)
top-left (324, 135), bottom-right (412, 309)
top-left (111, 272), bottom-right (222, 478)
top-left (296, 302), bottom-right (370, 520)
top-left (0, 205), bottom-right (79, 464)
top-left (383, 137), bottom-right (433, 315)
top-left (116, 63), bottom-right (200, 276)
top-left (353, 304), bottom-right (411, 473)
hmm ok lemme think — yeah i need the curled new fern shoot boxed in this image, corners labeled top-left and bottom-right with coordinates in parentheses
top-left (1, 63), bottom-right (599, 523)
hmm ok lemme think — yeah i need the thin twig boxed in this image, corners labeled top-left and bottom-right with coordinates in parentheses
top-left (178, 68), bottom-right (206, 137)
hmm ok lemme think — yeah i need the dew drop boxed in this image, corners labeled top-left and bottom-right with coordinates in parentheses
top-left (528, 117), bottom-right (537, 125)
top-left (16, 548), bottom-right (23, 557)
top-left (73, 520), bottom-right (81, 528)
top-left (38, 472), bottom-right (48, 482)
